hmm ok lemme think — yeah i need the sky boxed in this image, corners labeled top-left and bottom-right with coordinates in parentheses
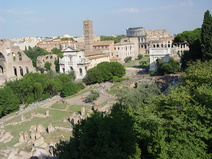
top-left (0, 0), bottom-right (211, 39)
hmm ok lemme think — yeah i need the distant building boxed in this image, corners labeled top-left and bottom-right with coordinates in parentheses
top-left (114, 41), bottom-right (137, 63)
top-left (59, 47), bottom-right (90, 80)
top-left (125, 27), bottom-right (189, 55)
top-left (0, 39), bottom-right (36, 85)
top-left (36, 38), bottom-right (85, 52)
top-left (11, 37), bottom-right (43, 50)
top-left (149, 48), bottom-right (177, 72)
top-left (36, 54), bottom-right (58, 71)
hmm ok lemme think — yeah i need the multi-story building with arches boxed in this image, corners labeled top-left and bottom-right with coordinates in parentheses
top-left (0, 39), bottom-right (35, 85)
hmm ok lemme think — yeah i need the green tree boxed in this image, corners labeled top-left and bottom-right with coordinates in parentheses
top-left (0, 86), bottom-right (19, 117)
top-left (46, 79), bottom-right (62, 96)
top-left (85, 90), bottom-right (100, 103)
top-left (100, 35), bottom-right (126, 43)
top-left (156, 58), bottom-right (180, 75)
top-left (124, 56), bottom-right (132, 63)
top-left (201, 10), bottom-right (212, 61)
top-left (109, 62), bottom-right (125, 77)
top-left (85, 62), bottom-right (125, 84)
top-left (44, 61), bottom-right (52, 71)
top-left (54, 103), bottom-right (141, 159)
top-left (24, 47), bottom-right (50, 67)
top-left (61, 81), bottom-right (77, 97)
top-left (33, 82), bottom-right (43, 100)
top-left (173, 28), bottom-right (202, 69)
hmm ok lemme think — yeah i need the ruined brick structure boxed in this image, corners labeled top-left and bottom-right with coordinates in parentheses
top-left (0, 39), bottom-right (35, 85)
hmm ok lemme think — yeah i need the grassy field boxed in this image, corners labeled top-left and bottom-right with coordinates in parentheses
top-left (0, 107), bottom-right (74, 149)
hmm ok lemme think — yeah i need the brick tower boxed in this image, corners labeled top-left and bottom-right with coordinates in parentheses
top-left (83, 19), bottom-right (94, 51)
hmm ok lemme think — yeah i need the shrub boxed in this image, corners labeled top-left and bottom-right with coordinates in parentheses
top-left (137, 54), bottom-right (143, 60)
top-left (124, 56), bottom-right (132, 63)
top-left (85, 90), bottom-right (100, 103)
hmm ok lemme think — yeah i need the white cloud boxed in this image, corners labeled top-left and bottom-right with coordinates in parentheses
top-left (160, 5), bottom-right (175, 10)
top-left (0, 8), bottom-right (33, 15)
top-left (180, 0), bottom-right (193, 7)
top-left (113, 8), bottom-right (140, 13)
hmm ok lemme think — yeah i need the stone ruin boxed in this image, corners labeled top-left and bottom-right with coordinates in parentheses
top-left (69, 107), bottom-right (89, 125)
top-left (18, 124), bottom-right (48, 148)
top-left (0, 129), bottom-right (13, 143)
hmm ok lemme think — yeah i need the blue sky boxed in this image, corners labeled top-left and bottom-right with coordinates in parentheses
top-left (0, 0), bottom-right (211, 38)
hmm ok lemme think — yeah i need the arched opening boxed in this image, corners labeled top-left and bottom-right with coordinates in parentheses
top-left (19, 66), bottom-right (23, 76)
top-left (0, 65), bottom-right (3, 74)
top-left (79, 68), bottom-right (82, 76)
top-left (14, 66), bottom-right (17, 76)
top-left (0, 52), bottom-right (6, 62)
top-left (70, 67), bottom-right (73, 71)
top-left (26, 66), bottom-right (29, 74)
top-left (157, 44), bottom-right (159, 48)
top-left (85, 66), bottom-right (87, 71)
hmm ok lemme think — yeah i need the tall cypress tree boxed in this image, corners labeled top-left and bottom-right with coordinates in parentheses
top-left (201, 10), bottom-right (212, 61)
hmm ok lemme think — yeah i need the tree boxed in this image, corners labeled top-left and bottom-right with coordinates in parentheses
top-left (54, 103), bottom-right (141, 159)
top-left (124, 56), bottom-right (132, 63)
top-left (46, 79), bottom-right (62, 96)
top-left (33, 82), bottom-right (43, 100)
top-left (24, 47), bottom-right (50, 67)
top-left (44, 61), bottom-right (52, 71)
top-left (156, 58), bottom-right (180, 75)
top-left (109, 62), bottom-right (125, 77)
top-left (85, 90), bottom-right (100, 103)
top-left (61, 81), bottom-right (77, 97)
top-left (0, 86), bottom-right (19, 117)
top-left (85, 62), bottom-right (125, 84)
top-left (201, 10), bottom-right (212, 61)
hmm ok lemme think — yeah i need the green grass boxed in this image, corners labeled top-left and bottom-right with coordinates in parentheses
top-left (66, 105), bottom-right (92, 113)
top-left (0, 108), bottom-right (73, 150)
top-left (51, 103), bottom-right (68, 110)
top-left (64, 88), bottom-right (93, 99)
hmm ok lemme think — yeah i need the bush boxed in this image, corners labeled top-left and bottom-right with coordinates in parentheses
top-left (85, 62), bottom-right (125, 84)
top-left (75, 83), bottom-right (85, 92)
top-left (85, 90), bottom-right (100, 103)
top-left (137, 54), bottom-right (143, 60)
top-left (61, 81), bottom-right (77, 97)
top-left (124, 56), bottom-right (132, 63)
top-left (157, 58), bottom-right (180, 75)
top-left (42, 93), bottom-right (51, 100)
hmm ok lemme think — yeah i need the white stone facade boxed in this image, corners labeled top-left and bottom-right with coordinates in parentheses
top-left (149, 48), bottom-right (177, 72)
top-left (59, 47), bottom-right (90, 80)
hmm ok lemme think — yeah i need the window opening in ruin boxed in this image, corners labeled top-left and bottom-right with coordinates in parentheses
top-left (26, 66), bottom-right (29, 73)
top-left (79, 68), bottom-right (82, 76)
top-left (14, 67), bottom-right (17, 76)
top-left (0, 52), bottom-right (6, 61)
top-left (20, 66), bottom-right (23, 76)
top-left (0, 66), bottom-right (4, 74)
top-left (18, 52), bottom-right (22, 61)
